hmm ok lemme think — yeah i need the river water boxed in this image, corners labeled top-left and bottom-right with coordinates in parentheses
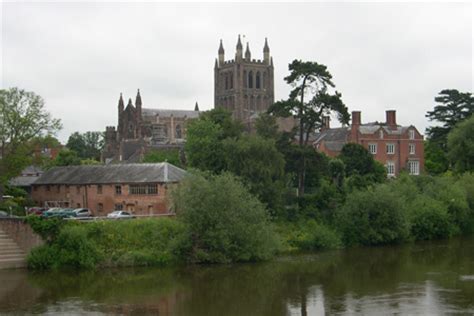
top-left (1, 237), bottom-right (473, 315)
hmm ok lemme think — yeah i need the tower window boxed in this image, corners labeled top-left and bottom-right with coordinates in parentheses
top-left (243, 71), bottom-right (247, 88)
top-left (176, 124), bottom-right (182, 139)
top-left (263, 72), bottom-right (266, 89)
top-left (256, 72), bottom-right (261, 89)
top-left (230, 72), bottom-right (233, 89)
top-left (248, 71), bottom-right (253, 88)
top-left (225, 75), bottom-right (228, 90)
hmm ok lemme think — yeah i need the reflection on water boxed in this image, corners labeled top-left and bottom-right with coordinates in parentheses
top-left (0, 237), bottom-right (473, 315)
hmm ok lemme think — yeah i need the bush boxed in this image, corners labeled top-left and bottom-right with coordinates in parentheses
top-left (286, 220), bottom-right (342, 251)
top-left (26, 215), bottom-right (64, 242)
top-left (408, 196), bottom-right (455, 240)
top-left (336, 185), bottom-right (409, 246)
top-left (27, 245), bottom-right (58, 270)
top-left (172, 172), bottom-right (280, 263)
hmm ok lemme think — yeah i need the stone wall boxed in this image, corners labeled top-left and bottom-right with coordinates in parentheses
top-left (0, 218), bottom-right (44, 253)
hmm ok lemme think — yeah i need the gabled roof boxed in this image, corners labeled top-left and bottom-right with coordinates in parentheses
top-left (314, 127), bottom-right (350, 144)
top-left (358, 124), bottom-right (411, 135)
top-left (33, 163), bottom-right (186, 185)
top-left (142, 108), bottom-right (200, 119)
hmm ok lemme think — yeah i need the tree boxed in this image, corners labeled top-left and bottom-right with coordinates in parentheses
top-left (426, 89), bottom-right (473, 149)
top-left (66, 131), bottom-right (104, 161)
top-left (0, 88), bottom-right (61, 197)
top-left (172, 172), bottom-right (279, 263)
top-left (223, 135), bottom-right (286, 215)
top-left (447, 115), bottom-right (474, 173)
top-left (269, 60), bottom-right (349, 195)
top-left (199, 108), bottom-right (243, 139)
top-left (339, 143), bottom-right (386, 181)
top-left (143, 148), bottom-right (184, 168)
top-left (424, 140), bottom-right (449, 175)
top-left (255, 112), bottom-right (279, 139)
top-left (48, 149), bottom-right (81, 167)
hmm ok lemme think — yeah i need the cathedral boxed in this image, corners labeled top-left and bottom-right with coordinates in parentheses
top-left (102, 90), bottom-right (199, 163)
top-left (214, 35), bottom-right (275, 129)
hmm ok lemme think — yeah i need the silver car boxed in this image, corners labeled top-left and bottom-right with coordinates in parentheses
top-left (73, 208), bottom-right (92, 218)
top-left (106, 211), bottom-right (135, 219)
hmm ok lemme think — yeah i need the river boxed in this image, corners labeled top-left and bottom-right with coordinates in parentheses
top-left (1, 236), bottom-right (473, 315)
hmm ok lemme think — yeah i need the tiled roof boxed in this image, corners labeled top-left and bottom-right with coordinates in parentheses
top-left (314, 127), bottom-right (350, 144)
top-left (142, 108), bottom-right (200, 119)
top-left (34, 163), bottom-right (186, 185)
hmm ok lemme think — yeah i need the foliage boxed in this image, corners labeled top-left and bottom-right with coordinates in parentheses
top-left (172, 172), bottom-right (279, 263)
top-left (199, 108), bottom-right (243, 139)
top-left (47, 149), bottom-right (81, 167)
top-left (0, 88), bottom-right (61, 194)
top-left (185, 118), bottom-right (226, 173)
top-left (447, 116), bottom-right (474, 173)
top-left (143, 148), bottom-right (183, 168)
top-left (255, 112), bottom-right (280, 139)
top-left (27, 218), bottom-right (186, 270)
top-left (424, 140), bottom-right (449, 175)
top-left (408, 196), bottom-right (455, 240)
top-left (339, 143), bottom-right (386, 182)
top-left (269, 59), bottom-right (349, 195)
top-left (223, 135), bottom-right (286, 215)
top-left (284, 220), bottom-right (342, 251)
top-left (425, 89), bottom-right (473, 150)
top-left (66, 131), bottom-right (104, 161)
top-left (335, 185), bottom-right (410, 246)
top-left (26, 215), bottom-right (64, 242)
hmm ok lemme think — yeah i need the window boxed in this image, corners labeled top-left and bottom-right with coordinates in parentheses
top-left (256, 72), bottom-right (261, 89)
top-left (409, 129), bottom-right (415, 140)
top-left (386, 161), bottom-right (396, 177)
top-left (97, 185), bottom-right (102, 194)
top-left (248, 71), bottom-right (253, 88)
top-left (129, 184), bottom-right (158, 195)
top-left (386, 143), bottom-right (395, 155)
top-left (230, 72), bottom-right (233, 89)
top-left (115, 203), bottom-right (123, 210)
top-left (408, 161), bottom-right (420, 175)
top-left (225, 75), bottom-right (228, 90)
top-left (98, 203), bottom-right (103, 212)
top-left (176, 124), bottom-right (182, 139)
top-left (368, 143), bottom-right (377, 155)
top-left (409, 144), bottom-right (416, 155)
top-left (115, 185), bottom-right (122, 195)
top-left (76, 186), bottom-right (80, 194)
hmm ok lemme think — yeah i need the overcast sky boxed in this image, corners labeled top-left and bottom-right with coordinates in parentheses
top-left (1, 2), bottom-right (472, 143)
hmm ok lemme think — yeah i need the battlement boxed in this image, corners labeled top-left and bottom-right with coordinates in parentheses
top-left (220, 58), bottom-right (270, 68)
top-left (106, 126), bottom-right (116, 132)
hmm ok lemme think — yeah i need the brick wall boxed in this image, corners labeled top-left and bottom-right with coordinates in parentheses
top-left (0, 219), bottom-right (44, 253)
top-left (31, 182), bottom-right (174, 216)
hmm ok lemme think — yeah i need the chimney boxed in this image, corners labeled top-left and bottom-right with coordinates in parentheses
top-left (352, 111), bottom-right (361, 126)
top-left (322, 116), bottom-right (330, 130)
top-left (386, 110), bottom-right (396, 128)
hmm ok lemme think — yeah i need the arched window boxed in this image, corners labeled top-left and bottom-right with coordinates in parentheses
top-left (248, 71), bottom-right (253, 89)
top-left (230, 72), bottom-right (233, 89)
top-left (256, 72), bottom-right (261, 89)
top-left (225, 75), bottom-right (228, 90)
top-left (243, 70), bottom-right (247, 88)
top-left (176, 124), bottom-right (182, 139)
top-left (263, 72), bottom-right (267, 89)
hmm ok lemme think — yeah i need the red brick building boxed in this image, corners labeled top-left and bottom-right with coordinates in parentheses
top-left (31, 162), bottom-right (186, 216)
top-left (313, 110), bottom-right (424, 176)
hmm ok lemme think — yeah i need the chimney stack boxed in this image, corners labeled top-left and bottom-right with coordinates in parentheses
top-left (322, 116), bottom-right (330, 130)
top-left (386, 110), bottom-right (396, 128)
top-left (352, 111), bottom-right (361, 126)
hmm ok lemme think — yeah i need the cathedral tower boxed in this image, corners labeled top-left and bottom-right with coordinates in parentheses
top-left (214, 35), bottom-right (274, 123)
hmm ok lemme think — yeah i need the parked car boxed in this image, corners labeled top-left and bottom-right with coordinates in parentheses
top-left (0, 211), bottom-right (18, 218)
top-left (72, 208), bottom-right (92, 218)
top-left (107, 211), bottom-right (135, 219)
top-left (28, 207), bottom-right (48, 216)
top-left (42, 208), bottom-right (76, 218)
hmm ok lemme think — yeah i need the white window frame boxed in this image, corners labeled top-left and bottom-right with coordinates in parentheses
top-left (386, 161), bottom-right (396, 177)
top-left (409, 144), bottom-right (415, 155)
top-left (409, 129), bottom-right (415, 140)
top-left (408, 160), bottom-right (420, 175)
top-left (386, 143), bottom-right (395, 155)
top-left (368, 143), bottom-right (377, 155)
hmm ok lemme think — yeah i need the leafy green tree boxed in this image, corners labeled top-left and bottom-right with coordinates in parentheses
top-left (425, 89), bottom-right (473, 149)
top-left (172, 172), bottom-right (279, 263)
top-left (48, 149), bottom-right (81, 167)
top-left (185, 119), bottom-right (225, 173)
top-left (447, 116), bottom-right (474, 173)
top-left (270, 60), bottom-right (349, 195)
top-left (328, 158), bottom-right (345, 189)
top-left (66, 131), bottom-right (103, 161)
top-left (339, 143), bottom-right (386, 185)
top-left (0, 88), bottom-right (61, 198)
top-left (223, 135), bottom-right (286, 215)
top-left (424, 140), bottom-right (449, 175)
top-left (255, 112), bottom-right (280, 139)
top-left (199, 108), bottom-right (243, 139)
top-left (142, 148), bottom-right (183, 168)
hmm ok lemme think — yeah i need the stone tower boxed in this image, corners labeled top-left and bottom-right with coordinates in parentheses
top-left (214, 35), bottom-right (274, 123)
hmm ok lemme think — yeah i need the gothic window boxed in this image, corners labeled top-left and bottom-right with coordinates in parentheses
top-left (263, 72), bottom-right (267, 89)
top-left (243, 71), bottom-right (247, 88)
top-left (176, 124), bottom-right (182, 139)
top-left (256, 72), bottom-right (261, 89)
top-left (248, 71), bottom-right (253, 88)
top-left (225, 75), bottom-right (228, 90)
top-left (230, 72), bottom-right (233, 89)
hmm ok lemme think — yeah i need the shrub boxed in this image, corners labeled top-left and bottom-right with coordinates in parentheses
top-left (408, 196), bottom-right (455, 240)
top-left (27, 245), bottom-right (58, 270)
top-left (54, 226), bottom-right (101, 269)
top-left (287, 220), bottom-right (342, 251)
top-left (336, 185), bottom-right (409, 246)
top-left (26, 215), bottom-right (64, 242)
top-left (172, 172), bottom-right (280, 263)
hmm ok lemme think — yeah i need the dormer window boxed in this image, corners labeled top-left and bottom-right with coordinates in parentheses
top-left (409, 129), bottom-right (415, 140)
